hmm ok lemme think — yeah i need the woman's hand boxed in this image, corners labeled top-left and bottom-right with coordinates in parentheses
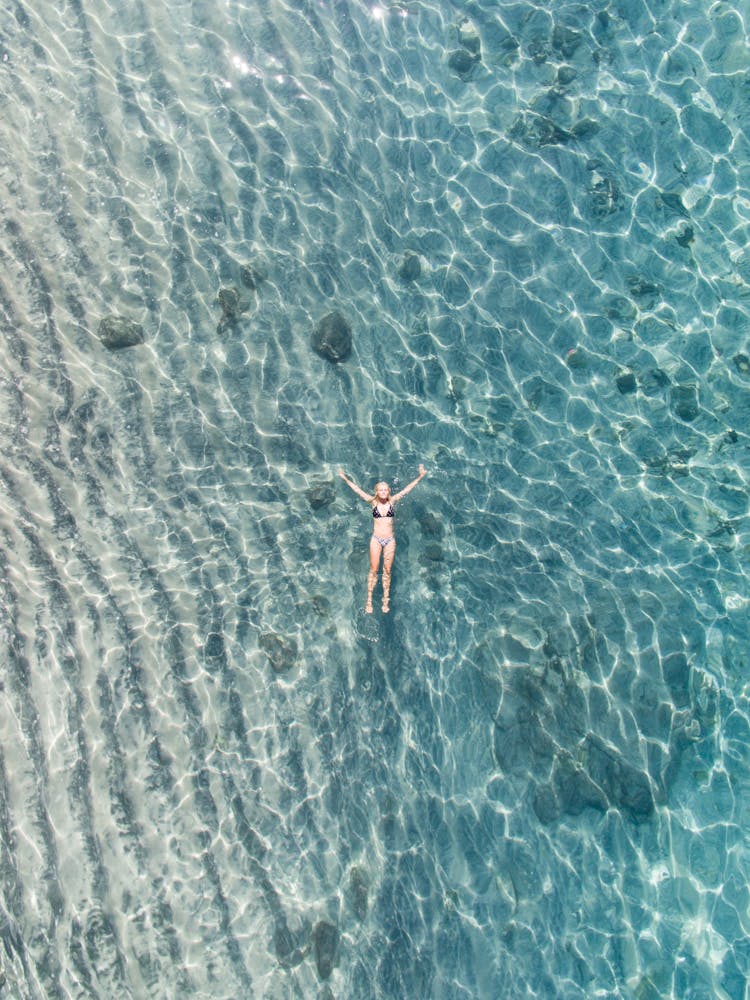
top-left (338, 469), bottom-right (347, 480)
top-left (418, 464), bottom-right (426, 477)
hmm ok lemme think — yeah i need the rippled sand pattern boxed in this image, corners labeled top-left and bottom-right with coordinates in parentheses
top-left (1, 0), bottom-right (749, 996)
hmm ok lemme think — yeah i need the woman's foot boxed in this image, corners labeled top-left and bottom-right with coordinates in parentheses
top-left (382, 598), bottom-right (389, 614)
top-left (365, 598), bottom-right (373, 614)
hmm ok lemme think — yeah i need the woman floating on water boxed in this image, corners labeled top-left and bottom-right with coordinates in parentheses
top-left (338, 465), bottom-right (427, 614)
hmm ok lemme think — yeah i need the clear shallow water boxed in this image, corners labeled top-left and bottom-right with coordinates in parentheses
top-left (1, 0), bottom-right (749, 996)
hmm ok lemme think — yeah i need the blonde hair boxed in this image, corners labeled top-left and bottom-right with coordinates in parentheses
top-left (368, 482), bottom-right (392, 505)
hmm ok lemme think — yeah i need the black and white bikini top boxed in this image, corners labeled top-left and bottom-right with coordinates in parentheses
top-left (373, 503), bottom-right (394, 518)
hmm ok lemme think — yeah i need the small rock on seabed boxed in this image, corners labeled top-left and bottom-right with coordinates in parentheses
top-left (305, 480), bottom-right (336, 510)
top-left (312, 920), bottom-right (339, 979)
top-left (448, 17), bottom-right (481, 78)
top-left (98, 315), bottom-right (145, 349)
top-left (218, 286), bottom-right (240, 320)
top-left (259, 632), bottom-right (298, 672)
top-left (311, 312), bottom-right (352, 362)
top-left (398, 253), bottom-right (422, 282)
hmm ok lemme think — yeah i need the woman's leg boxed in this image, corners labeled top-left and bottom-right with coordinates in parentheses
top-left (381, 540), bottom-right (396, 612)
top-left (366, 538), bottom-right (381, 613)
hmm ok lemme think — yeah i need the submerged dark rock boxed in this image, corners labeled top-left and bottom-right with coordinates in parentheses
top-left (240, 263), bottom-right (265, 289)
top-left (493, 708), bottom-right (556, 775)
top-left (418, 543), bottom-right (443, 565)
top-left (660, 191), bottom-right (690, 219)
top-left (448, 18), bottom-right (481, 78)
top-left (204, 633), bottom-right (225, 659)
top-left (493, 655), bottom-right (666, 827)
top-left (616, 371), bottom-right (637, 394)
top-left (259, 632), bottom-right (298, 673)
top-left (552, 24), bottom-right (583, 58)
top-left (553, 752), bottom-right (607, 816)
top-left (218, 285), bottom-right (240, 320)
top-left (556, 65), bottom-right (578, 87)
top-left (273, 920), bottom-right (308, 967)
top-left (583, 735), bottom-right (654, 819)
top-left (311, 312), bottom-right (352, 363)
top-left (308, 594), bottom-right (330, 617)
top-left (532, 784), bottom-right (560, 824)
top-left (448, 47), bottom-right (480, 77)
top-left (671, 383), bottom-right (699, 421)
top-left (511, 112), bottom-right (572, 147)
top-left (628, 276), bottom-right (660, 301)
top-left (312, 920), bottom-right (339, 980)
top-left (662, 651), bottom-right (690, 708)
top-left (398, 253), bottom-right (422, 282)
top-left (348, 866), bottom-right (369, 921)
top-left (569, 118), bottom-right (600, 140)
top-left (98, 315), bottom-right (144, 350)
top-left (418, 511), bottom-right (444, 538)
top-left (305, 480), bottom-right (336, 510)
top-left (512, 111), bottom-right (598, 146)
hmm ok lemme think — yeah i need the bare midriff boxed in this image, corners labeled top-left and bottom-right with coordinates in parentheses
top-left (372, 503), bottom-right (394, 540)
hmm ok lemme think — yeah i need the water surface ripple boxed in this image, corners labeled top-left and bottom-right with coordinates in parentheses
top-left (1, 0), bottom-right (749, 997)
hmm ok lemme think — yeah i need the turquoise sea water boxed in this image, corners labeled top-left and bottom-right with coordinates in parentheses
top-left (1, 0), bottom-right (750, 997)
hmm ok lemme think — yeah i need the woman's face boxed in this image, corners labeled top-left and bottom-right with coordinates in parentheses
top-left (375, 482), bottom-right (390, 500)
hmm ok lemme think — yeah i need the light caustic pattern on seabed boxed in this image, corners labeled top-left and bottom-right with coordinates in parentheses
top-left (0, 0), bottom-right (749, 997)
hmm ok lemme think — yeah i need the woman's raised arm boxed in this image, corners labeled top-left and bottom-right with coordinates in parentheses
top-left (338, 469), bottom-right (372, 502)
top-left (392, 464), bottom-right (427, 503)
